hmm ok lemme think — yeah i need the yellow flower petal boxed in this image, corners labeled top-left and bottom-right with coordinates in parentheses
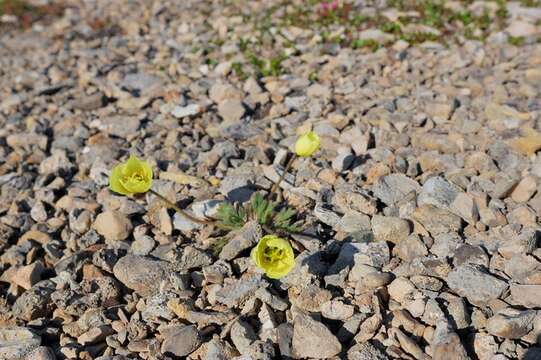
top-left (251, 235), bottom-right (295, 279)
top-left (295, 131), bottom-right (320, 157)
top-left (141, 160), bottom-right (153, 180)
top-left (120, 176), bottom-right (152, 193)
top-left (109, 163), bottom-right (130, 195)
top-left (251, 246), bottom-right (261, 268)
top-left (109, 154), bottom-right (153, 195)
top-left (123, 154), bottom-right (144, 176)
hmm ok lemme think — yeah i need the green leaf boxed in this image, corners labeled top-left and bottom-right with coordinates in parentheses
top-left (216, 195), bottom-right (303, 235)
top-left (251, 192), bottom-right (275, 226)
top-left (216, 202), bottom-right (246, 230)
top-left (273, 207), bottom-right (302, 232)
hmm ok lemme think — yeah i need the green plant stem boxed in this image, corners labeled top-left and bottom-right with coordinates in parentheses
top-left (148, 189), bottom-right (213, 225)
top-left (269, 154), bottom-right (296, 200)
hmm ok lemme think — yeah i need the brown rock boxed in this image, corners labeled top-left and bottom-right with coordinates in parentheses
top-left (93, 210), bottom-right (133, 241)
top-left (431, 322), bottom-right (470, 360)
top-left (510, 176), bottom-right (537, 203)
top-left (292, 314), bottom-right (341, 359)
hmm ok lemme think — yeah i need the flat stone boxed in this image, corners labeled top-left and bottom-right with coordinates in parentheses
top-left (509, 131), bottom-right (541, 155)
top-left (230, 320), bottom-right (257, 355)
top-left (357, 270), bottom-right (394, 289)
top-left (431, 321), bottom-right (470, 360)
top-left (412, 205), bottom-right (462, 235)
top-left (372, 174), bottom-right (420, 206)
top-left (70, 91), bottom-right (105, 111)
top-left (97, 115), bottom-right (141, 138)
top-left (131, 235), bottom-right (156, 256)
top-left (395, 234), bottom-right (428, 262)
top-left (292, 314), bottom-right (342, 359)
top-left (173, 212), bottom-right (203, 232)
top-left (418, 176), bottom-right (459, 210)
top-left (485, 102), bottom-right (530, 124)
top-left (506, 20), bottom-right (538, 37)
top-left (120, 72), bottom-right (163, 96)
top-left (25, 346), bottom-right (56, 360)
top-left (431, 233), bottom-right (463, 258)
top-left (289, 284), bottom-right (332, 312)
top-left (472, 333), bottom-right (498, 360)
top-left (255, 288), bottom-right (289, 311)
top-left (509, 284), bottom-right (541, 308)
top-left (2, 261), bottom-right (44, 290)
top-left (93, 210), bottom-right (133, 241)
top-left (450, 192), bottom-right (478, 223)
top-left (486, 308), bottom-right (536, 339)
top-left (371, 215), bottom-right (410, 244)
top-left (219, 221), bottom-right (261, 260)
top-left (331, 240), bottom-right (389, 277)
top-left (0, 327), bottom-right (41, 359)
top-left (113, 255), bottom-right (169, 296)
top-left (347, 341), bottom-right (389, 360)
top-left (77, 325), bottom-right (114, 345)
top-left (358, 28), bottom-right (394, 42)
top-left (276, 323), bottom-right (293, 358)
top-left (209, 83), bottom-right (242, 103)
top-left (412, 133), bottom-right (459, 153)
top-left (161, 325), bottom-right (201, 357)
top-left (453, 244), bottom-right (489, 267)
top-left (171, 103), bottom-right (201, 118)
top-left (215, 275), bottom-right (262, 308)
top-left (511, 176), bottom-right (537, 203)
top-left (336, 211), bottom-right (371, 233)
top-left (321, 299), bottom-right (355, 320)
top-left (218, 99), bottom-right (245, 122)
top-left (177, 246), bottom-right (213, 270)
top-left (388, 277), bottom-right (417, 304)
top-left (447, 264), bottom-right (508, 305)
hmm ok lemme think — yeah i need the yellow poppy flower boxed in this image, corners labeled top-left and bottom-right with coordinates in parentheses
top-left (109, 155), bottom-right (153, 195)
top-left (295, 131), bottom-right (320, 157)
top-left (251, 235), bottom-right (295, 279)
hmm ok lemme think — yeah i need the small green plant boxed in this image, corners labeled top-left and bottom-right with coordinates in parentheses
top-left (422, 1), bottom-right (446, 28)
top-left (475, 10), bottom-right (492, 31)
top-left (246, 52), bottom-right (287, 77)
top-left (381, 21), bottom-right (402, 34)
top-left (232, 62), bottom-right (247, 80)
top-left (451, 10), bottom-right (473, 26)
top-left (508, 36), bottom-right (525, 46)
top-left (216, 202), bottom-right (247, 230)
top-left (216, 193), bottom-right (301, 233)
top-left (349, 13), bottom-right (370, 27)
top-left (495, 0), bottom-right (509, 20)
top-left (351, 39), bottom-right (380, 51)
top-left (400, 31), bottom-right (439, 44)
top-left (206, 58), bottom-right (219, 67)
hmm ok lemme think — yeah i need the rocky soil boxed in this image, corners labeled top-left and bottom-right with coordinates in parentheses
top-left (1, 0), bottom-right (541, 359)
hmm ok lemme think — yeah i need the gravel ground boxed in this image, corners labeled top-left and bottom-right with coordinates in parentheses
top-left (1, 0), bottom-right (541, 359)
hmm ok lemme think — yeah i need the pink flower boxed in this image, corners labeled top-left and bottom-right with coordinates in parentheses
top-left (319, 0), bottom-right (340, 15)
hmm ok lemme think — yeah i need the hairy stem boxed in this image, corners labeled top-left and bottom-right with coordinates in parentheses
top-left (148, 189), bottom-right (213, 225)
top-left (269, 154), bottom-right (296, 200)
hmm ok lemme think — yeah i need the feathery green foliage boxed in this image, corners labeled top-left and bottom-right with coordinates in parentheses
top-left (216, 202), bottom-right (246, 230)
top-left (216, 192), bottom-right (301, 233)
